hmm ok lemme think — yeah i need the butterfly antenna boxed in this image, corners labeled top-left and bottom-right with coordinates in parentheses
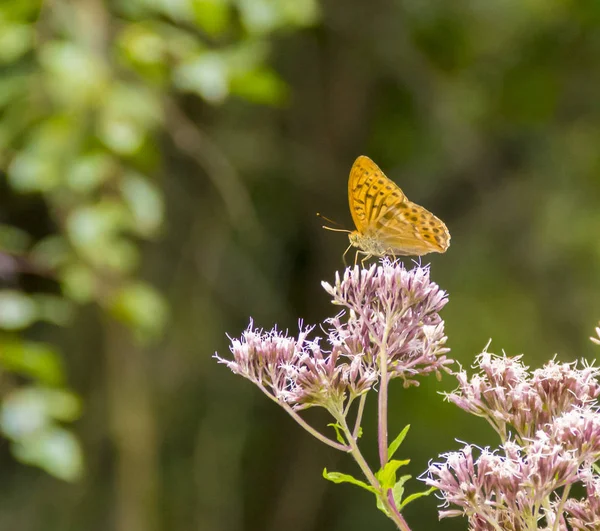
top-left (316, 213), bottom-right (350, 233)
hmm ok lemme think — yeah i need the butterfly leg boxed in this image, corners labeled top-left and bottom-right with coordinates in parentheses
top-left (342, 243), bottom-right (353, 266)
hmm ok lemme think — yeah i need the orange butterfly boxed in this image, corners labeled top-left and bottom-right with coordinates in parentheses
top-left (343, 156), bottom-right (450, 263)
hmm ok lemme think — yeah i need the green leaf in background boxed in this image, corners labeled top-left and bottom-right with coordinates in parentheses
top-left (33, 295), bottom-right (74, 327)
top-left (108, 281), bottom-right (168, 340)
top-left (120, 171), bottom-right (164, 237)
top-left (98, 82), bottom-right (162, 155)
top-left (0, 387), bottom-right (80, 439)
top-left (13, 425), bottom-right (84, 481)
top-left (8, 114), bottom-right (79, 193)
top-left (0, 22), bottom-right (33, 63)
top-left (388, 424), bottom-right (410, 460)
top-left (173, 51), bottom-right (230, 103)
top-left (230, 66), bottom-right (288, 106)
top-left (192, 0), bottom-right (231, 36)
top-left (0, 290), bottom-right (37, 330)
top-left (0, 72), bottom-right (29, 108)
top-left (0, 339), bottom-right (64, 385)
top-left (0, 224), bottom-right (31, 253)
top-left (236, 0), bottom-right (281, 34)
top-left (279, 0), bottom-right (320, 27)
top-left (322, 469), bottom-right (378, 494)
top-left (66, 200), bottom-right (138, 270)
top-left (40, 40), bottom-right (108, 108)
top-left (66, 152), bottom-right (116, 194)
top-left (60, 263), bottom-right (97, 303)
top-left (30, 236), bottom-right (71, 270)
top-left (7, 150), bottom-right (61, 193)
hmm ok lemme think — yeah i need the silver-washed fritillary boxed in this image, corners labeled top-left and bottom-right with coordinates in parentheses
top-left (346, 156), bottom-right (450, 261)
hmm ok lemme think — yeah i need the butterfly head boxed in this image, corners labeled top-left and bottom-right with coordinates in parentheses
top-left (348, 231), bottom-right (361, 248)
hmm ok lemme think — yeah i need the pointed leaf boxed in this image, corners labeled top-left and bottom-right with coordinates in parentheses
top-left (375, 493), bottom-right (388, 515)
top-left (322, 469), bottom-right (378, 494)
top-left (388, 424), bottom-right (410, 460)
top-left (399, 486), bottom-right (437, 510)
top-left (391, 474), bottom-right (411, 507)
top-left (376, 459), bottom-right (410, 489)
top-left (327, 422), bottom-right (346, 445)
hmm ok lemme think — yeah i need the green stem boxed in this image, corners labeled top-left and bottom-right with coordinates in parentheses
top-left (378, 321), bottom-right (392, 467)
top-left (335, 411), bottom-right (411, 531)
top-left (256, 384), bottom-right (349, 452)
top-left (352, 394), bottom-right (367, 440)
top-left (552, 484), bottom-right (571, 531)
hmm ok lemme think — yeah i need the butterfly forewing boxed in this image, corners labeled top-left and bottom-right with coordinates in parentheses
top-left (348, 156), bottom-right (407, 233)
top-left (347, 156), bottom-right (450, 257)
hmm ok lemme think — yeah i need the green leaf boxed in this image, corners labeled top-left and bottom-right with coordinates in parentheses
top-left (0, 23), bottom-right (34, 63)
top-left (66, 200), bottom-right (138, 271)
top-left (13, 426), bottom-right (84, 481)
top-left (392, 475), bottom-right (411, 507)
top-left (0, 339), bottom-right (64, 385)
top-left (66, 152), bottom-right (115, 193)
top-left (376, 459), bottom-right (410, 490)
top-left (327, 423), bottom-right (346, 445)
top-left (375, 493), bottom-right (388, 515)
top-left (230, 66), bottom-right (288, 106)
top-left (60, 263), bottom-right (97, 303)
top-left (120, 171), bottom-right (164, 238)
top-left (174, 51), bottom-right (230, 103)
top-left (98, 83), bottom-right (161, 155)
top-left (280, 0), bottom-right (320, 26)
top-left (399, 486), bottom-right (437, 510)
top-left (0, 290), bottom-right (37, 330)
top-left (388, 424), bottom-right (410, 460)
top-left (30, 235), bottom-right (71, 270)
top-left (192, 0), bottom-right (231, 36)
top-left (0, 387), bottom-right (79, 441)
top-left (108, 281), bottom-right (168, 340)
top-left (33, 295), bottom-right (74, 327)
top-left (40, 40), bottom-right (108, 108)
top-left (0, 224), bottom-right (31, 253)
top-left (322, 469), bottom-right (378, 494)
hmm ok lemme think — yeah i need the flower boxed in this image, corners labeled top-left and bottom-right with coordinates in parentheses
top-left (564, 474), bottom-right (600, 530)
top-left (426, 349), bottom-right (600, 530)
top-left (322, 260), bottom-right (452, 387)
top-left (591, 322), bottom-right (600, 345)
top-left (216, 260), bottom-right (453, 409)
top-left (446, 351), bottom-right (600, 441)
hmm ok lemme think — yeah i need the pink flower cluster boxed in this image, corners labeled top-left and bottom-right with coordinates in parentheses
top-left (425, 347), bottom-right (600, 530)
top-left (216, 260), bottom-right (452, 411)
top-left (322, 261), bottom-right (451, 387)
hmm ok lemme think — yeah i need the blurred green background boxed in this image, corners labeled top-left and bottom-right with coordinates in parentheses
top-left (1, 0), bottom-right (600, 530)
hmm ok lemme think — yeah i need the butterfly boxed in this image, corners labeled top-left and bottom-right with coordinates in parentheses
top-left (343, 156), bottom-right (450, 263)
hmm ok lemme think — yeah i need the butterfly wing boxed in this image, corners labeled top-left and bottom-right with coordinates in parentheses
top-left (348, 155), bottom-right (407, 233)
top-left (376, 200), bottom-right (450, 255)
top-left (348, 156), bottom-right (450, 256)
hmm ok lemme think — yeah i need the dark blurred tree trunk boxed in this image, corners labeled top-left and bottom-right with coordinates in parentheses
top-left (106, 321), bottom-right (159, 531)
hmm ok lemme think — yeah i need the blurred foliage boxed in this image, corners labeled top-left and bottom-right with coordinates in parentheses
top-left (0, 0), bottom-right (315, 485)
top-left (1, 0), bottom-right (600, 530)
